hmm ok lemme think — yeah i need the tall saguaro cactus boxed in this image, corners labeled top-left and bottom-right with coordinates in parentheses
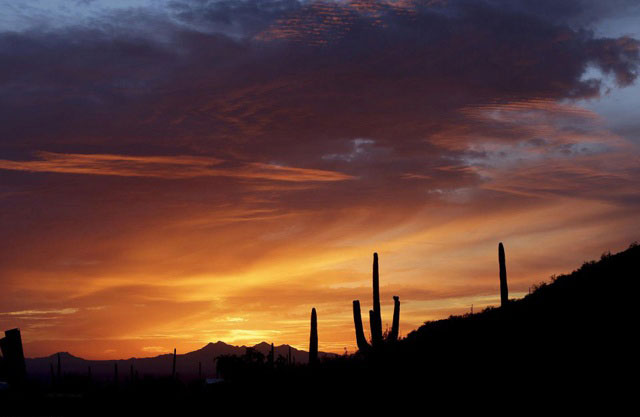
top-left (499, 242), bottom-right (508, 307)
top-left (352, 253), bottom-right (401, 351)
top-left (172, 348), bottom-right (176, 378)
top-left (309, 308), bottom-right (318, 365)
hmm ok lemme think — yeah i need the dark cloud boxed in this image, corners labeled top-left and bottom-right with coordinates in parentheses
top-left (1, 1), bottom-right (637, 160)
top-left (479, 0), bottom-right (640, 27)
top-left (1, 0), bottom-right (638, 269)
top-left (168, 0), bottom-right (303, 37)
top-left (1, 0), bottom-right (638, 243)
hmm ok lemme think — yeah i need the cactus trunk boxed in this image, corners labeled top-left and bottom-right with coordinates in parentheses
top-left (369, 310), bottom-right (383, 345)
top-left (499, 242), bottom-right (508, 307)
top-left (371, 253), bottom-right (383, 346)
top-left (352, 300), bottom-right (370, 351)
top-left (389, 295), bottom-right (400, 341)
top-left (309, 308), bottom-right (318, 365)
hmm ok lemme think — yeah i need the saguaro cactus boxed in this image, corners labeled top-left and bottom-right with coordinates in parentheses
top-left (172, 348), bottom-right (177, 378)
top-left (389, 296), bottom-right (400, 341)
top-left (309, 308), bottom-right (318, 365)
top-left (352, 253), bottom-right (401, 351)
top-left (499, 242), bottom-right (508, 307)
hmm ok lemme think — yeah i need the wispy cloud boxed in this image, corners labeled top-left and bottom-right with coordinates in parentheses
top-left (0, 152), bottom-right (353, 182)
top-left (141, 346), bottom-right (168, 353)
top-left (0, 308), bottom-right (79, 316)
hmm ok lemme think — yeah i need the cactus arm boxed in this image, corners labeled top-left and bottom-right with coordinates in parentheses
top-left (389, 295), bottom-right (400, 341)
top-left (352, 300), bottom-right (371, 351)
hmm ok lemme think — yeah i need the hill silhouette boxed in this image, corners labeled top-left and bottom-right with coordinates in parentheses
top-left (407, 242), bottom-right (638, 346)
top-left (367, 242), bottom-right (639, 401)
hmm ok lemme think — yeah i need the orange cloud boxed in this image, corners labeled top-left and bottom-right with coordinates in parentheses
top-left (0, 152), bottom-right (353, 182)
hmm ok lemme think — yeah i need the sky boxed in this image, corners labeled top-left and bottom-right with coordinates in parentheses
top-left (1, 0), bottom-right (639, 360)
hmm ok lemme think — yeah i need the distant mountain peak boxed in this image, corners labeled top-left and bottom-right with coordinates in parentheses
top-left (40, 351), bottom-right (82, 361)
top-left (203, 341), bottom-right (230, 348)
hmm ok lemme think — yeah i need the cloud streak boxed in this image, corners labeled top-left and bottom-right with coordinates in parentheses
top-left (0, 152), bottom-right (353, 182)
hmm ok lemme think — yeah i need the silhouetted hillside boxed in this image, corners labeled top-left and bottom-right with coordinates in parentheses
top-left (406, 242), bottom-right (638, 344)
top-left (385, 243), bottom-right (639, 396)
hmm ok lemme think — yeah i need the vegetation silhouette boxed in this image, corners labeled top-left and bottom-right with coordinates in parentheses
top-left (1, 242), bottom-right (637, 413)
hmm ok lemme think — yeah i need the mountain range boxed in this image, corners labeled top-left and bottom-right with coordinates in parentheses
top-left (26, 341), bottom-right (335, 382)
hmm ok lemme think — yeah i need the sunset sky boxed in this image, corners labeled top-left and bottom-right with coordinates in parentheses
top-left (1, 0), bottom-right (639, 360)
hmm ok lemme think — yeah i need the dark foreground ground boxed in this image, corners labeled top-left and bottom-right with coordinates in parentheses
top-left (1, 243), bottom-right (638, 415)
